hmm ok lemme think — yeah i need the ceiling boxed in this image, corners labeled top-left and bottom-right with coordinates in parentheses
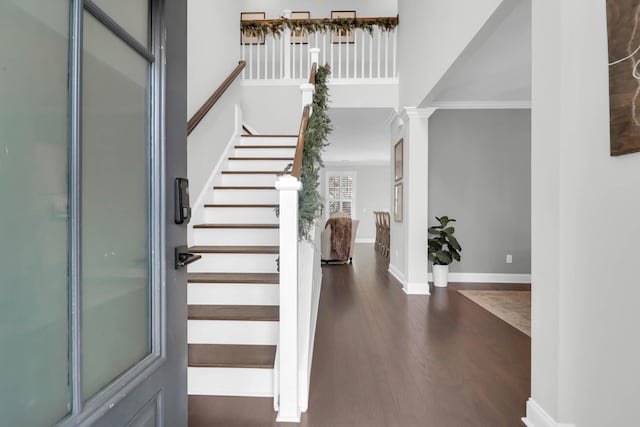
top-left (425, 0), bottom-right (532, 106)
top-left (324, 108), bottom-right (393, 164)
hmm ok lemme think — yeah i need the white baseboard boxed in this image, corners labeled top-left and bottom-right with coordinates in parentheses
top-left (355, 238), bottom-right (375, 244)
top-left (388, 264), bottom-right (405, 285)
top-left (427, 272), bottom-right (531, 284)
top-left (402, 282), bottom-right (430, 295)
top-left (522, 399), bottom-right (575, 427)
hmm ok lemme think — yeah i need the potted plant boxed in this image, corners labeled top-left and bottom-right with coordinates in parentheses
top-left (428, 216), bottom-right (462, 287)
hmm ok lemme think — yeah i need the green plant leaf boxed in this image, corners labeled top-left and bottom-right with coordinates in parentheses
top-left (447, 235), bottom-right (461, 250)
top-left (443, 227), bottom-right (455, 235)
top-left (436, 251), bottom-right (452, 264)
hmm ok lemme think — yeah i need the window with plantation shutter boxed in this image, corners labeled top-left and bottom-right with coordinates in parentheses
top-left (326, 172), bottom-right (356, 218)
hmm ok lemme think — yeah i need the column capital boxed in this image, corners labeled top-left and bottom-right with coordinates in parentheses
top-left (276, 175), bottom-right (302, 191)
top-left (401, 107), bottom-right (437, 120)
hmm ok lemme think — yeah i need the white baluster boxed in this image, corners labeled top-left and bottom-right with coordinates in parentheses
top-left (299, 35), bottom-right (303, 79)
top-left (323, 32), bottom-right (327, 69)
top-left (377, 29), bottom-right (381, 78)
top-left (283, 10), bottom-right (292, 79)
top-left (361, 29), bottom-right (365, 79)
top-left (385, 31), bottom-right (389, 78)
top-left (242, 43), bottom-right (246, 79)
top-left (330, 32), bottom-right (334, 77)
top-left (249, 42), bottom-right (253, 79)
top-left (393, 30), bottom-right (397, 78)
top-left (346, 34), bottom-right (350, 79)
top-left (338, 36), bottom-right (342, 78)
top-left (272, 35), bottom-right (276, 79)
top-left (257, 39), bottom-right (261, 79)
top-left (369, 30), bottom-right (373, 78)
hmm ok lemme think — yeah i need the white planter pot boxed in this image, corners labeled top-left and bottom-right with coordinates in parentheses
top-left (432, 264), bottom-right (449, 288)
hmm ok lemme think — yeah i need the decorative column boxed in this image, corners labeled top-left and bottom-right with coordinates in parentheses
top-left (401, 107), bottom-right (437, 295)
top-left (275, 174), bottom-right (302, 422)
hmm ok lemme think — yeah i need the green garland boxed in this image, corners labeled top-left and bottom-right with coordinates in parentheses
top-left (297, 64), bottom-right (332, 240)
top-left (241, 17), bottom-right (399, 38)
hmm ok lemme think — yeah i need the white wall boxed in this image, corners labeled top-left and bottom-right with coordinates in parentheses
top-left (323, 164), bottom-right (391, 241)
top-left (240, 0), bottom-right (397, 20)
top-left (188, 0), bottom-right (242, 202)
top-left (397, 0), bottom-right (504, 107)
top-left (241, 85), bottom-right (301, 134)
top-left (530, 1), bottom-right (640, 426)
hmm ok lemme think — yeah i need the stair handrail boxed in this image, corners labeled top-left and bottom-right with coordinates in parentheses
top-left (187, 60), bottom-right (246, 136)
top-left (291, 63), bottom-right (316, 178)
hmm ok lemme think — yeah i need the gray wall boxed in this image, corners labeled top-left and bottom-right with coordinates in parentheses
top-left (428, 109), bottom-right (531, 274)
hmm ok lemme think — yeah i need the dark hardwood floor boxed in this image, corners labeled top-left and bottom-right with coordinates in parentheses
top-left (189, 244), bottom-right (530, 427)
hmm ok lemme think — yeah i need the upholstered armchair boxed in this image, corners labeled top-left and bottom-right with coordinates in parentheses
top-left (320, 212), bottom-right (359, 264)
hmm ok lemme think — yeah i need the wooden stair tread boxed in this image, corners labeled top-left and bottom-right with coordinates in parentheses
top-left (188, 344), bottom-right (276, 369)
top-left (189, 246), bottom-right (279, 254)
top-left (193, 223), bottom-right (278, 229)
top-left (213, 185), bottom-right (276, 190)
top-left (221, 171), bottom-right (283, 175)
top-left (235, 145), bottom-right (296, 149)
top-left (188, 304), bottom-right (279, 321)
top-left (204, 203), bottom-right (278, 208)
top-left (188, 272), bottom-right (279, 284)
top-left (228, 157), bottom-right (294, 161)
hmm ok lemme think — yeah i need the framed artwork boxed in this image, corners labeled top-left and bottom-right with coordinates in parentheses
top-left (291, 11), bottom-right (310, 44)
top-left (331, 10), bottom-right (356, 44)
top-left (394, 139), bottom-right (403, 182)
top-left (606, 0), bottom-right (640, 156)
top-left (240, 12), bottom-right (266, 45)
top-left (394, 183), bottom-right (403, 222)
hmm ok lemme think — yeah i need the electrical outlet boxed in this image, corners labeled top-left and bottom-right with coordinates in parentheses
top-left (506, 254), bottom-right (513, 264)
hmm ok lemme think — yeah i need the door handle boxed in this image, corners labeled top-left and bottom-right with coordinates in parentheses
top-left (175, 245), bottom-right (201, 270)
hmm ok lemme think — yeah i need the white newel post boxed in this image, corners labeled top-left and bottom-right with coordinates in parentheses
top-left (282, 10), bottom-right (292, 80)
top-left (300, 48), bottom-right (319, 112)
top-left (275, 175), bottom-right (302, 422)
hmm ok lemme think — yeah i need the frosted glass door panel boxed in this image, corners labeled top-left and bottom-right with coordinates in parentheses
top-left (0, 0), bottom-right (70, 425)
top-left (81, 13), bottom-right (151, 401)
top-left (93, 0), bottom-right (149, 46)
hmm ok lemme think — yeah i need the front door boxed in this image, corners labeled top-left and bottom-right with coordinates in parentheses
top-left (0, 1), bottom-right (187, 426)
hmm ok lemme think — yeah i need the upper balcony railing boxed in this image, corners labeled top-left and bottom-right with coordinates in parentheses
top-left (240, 11), bottom-right (399, 82)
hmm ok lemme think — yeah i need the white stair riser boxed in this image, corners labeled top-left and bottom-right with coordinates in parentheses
top-left (210, 190), bottom-right (279, 204)
top-left (193, 228), bottom-right (279, 246)
top-left (188, 320), bottom-right (278, 345)
top-left (188, 367), bottom-right (273, 397)
top-left (188, 283), bottom-right (279, 306)
top-left (233, 148), bottom-right (295, 157)
top-left (204, 207), bottom-right (278, 223)
top-left (218, 174), bottom-right (279, 187)
top-left (226, 159), bottom-right (292, 171)
top-left (188, 253), bottom-right (278, 273)
top-left (239, 136), bottom-right (297, 146)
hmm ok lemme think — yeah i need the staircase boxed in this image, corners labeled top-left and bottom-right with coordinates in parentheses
top-left (187, 134), bottom-right (297, 398)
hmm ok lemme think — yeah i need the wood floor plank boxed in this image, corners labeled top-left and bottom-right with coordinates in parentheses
top-left (189, 244), bottom-right (530, 427)
top-left (188, 246), bottom-right (279, 254)
top-left (188, 344), bottom-right (276, 369)
top-left (188, 305), bottom-right (279, 321)
top-left (187, 272), bottom-right (279, 284)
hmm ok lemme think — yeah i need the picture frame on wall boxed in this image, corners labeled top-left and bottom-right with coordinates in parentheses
top-left (331, 10), bottom-right (356, 44)
top-left (394, 183), bottom-right (403, 222)
top-left (240, 12), bottom-right (266, 45)
top-left (606, 0), bottom-right (640, 156)
top-left (394, 138), bottom-right (403, 182)
top-left (291, 11), bottom-right (310, 44)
